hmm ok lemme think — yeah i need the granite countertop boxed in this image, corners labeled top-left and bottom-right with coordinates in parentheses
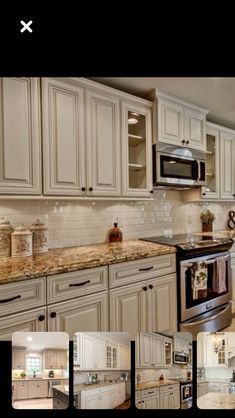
top-left (52, 385), bottom-right (69, 396)
top-left (0, 240), bottom-right (176, 285)
top-left (74, 380), bottom-right (125, 393)
top-left (197, 392), bottom-right (235, 409)
top-left (136, 379), bottom-right (179, 391)
top-left (196, 230), bottom-right (235, 239)
top-left (12, 377), bottom-right (68, 381)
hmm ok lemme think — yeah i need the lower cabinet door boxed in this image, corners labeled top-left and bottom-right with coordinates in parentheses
top-left (0, 307), bottom-right (47, 340)
top-left (84, 393), bottom-right (101, 409)
top-left (109, 281), bottom-right (147, 337)
top-left (143, 396), bottom-right (159, 409)
top-left (160, 393), bottom-right (169, 409)
top-left (47, 292), bottom-right (109, 337)
top-left (170, 390), bottom-right (180, 409)
top-left (148, 275), bottom-right (177, 332)
top-left (100, 391), bottom-right (112, 409)
top-left (16, 382), bottom-right (28, 400)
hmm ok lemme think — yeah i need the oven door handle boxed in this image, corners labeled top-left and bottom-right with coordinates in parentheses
top-left (197, 160), bottom-right (201, 181)
top-left (206, 253), bottom-right (230, 265)
top-left (182, 303), bottom-right (231, 326)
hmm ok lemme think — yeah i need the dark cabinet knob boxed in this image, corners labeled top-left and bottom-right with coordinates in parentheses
top-left (38, 315), bottom-right (45, 322)
top-left (81, 187), bottom-right (86, 192)
top-left (233, 194), bottom-right (235, 197)
top-left (202, 192), bottom-right (206, 196)
top-left (149, 284), bottom-right (153, 289)
top-left (50, 312), bottom-right (57, 318)
top-left (142, 286), bottom-right (148, 291)
top-left (89, 187), bottom-right (93, 192)
top-left (150, 190), bottom-right (153, 194)
top-left (182, 140), bottom-right (185, 144)
top-left (186, 140), bottom-right (189, 145)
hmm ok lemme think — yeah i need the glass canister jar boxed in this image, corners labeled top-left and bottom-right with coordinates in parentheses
top-left (30, 219), bottom-right (48, 254)
top-left (11, 226), bottom-right (32, 257)
top-left (0, 217), bottom-right (13, 258)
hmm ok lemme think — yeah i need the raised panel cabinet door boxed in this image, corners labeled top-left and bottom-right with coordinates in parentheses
top-left (42, 78), bottom-right (86, 195)
top-left (231, 256), bottom-right (235, 314)
top-left (47, 291), bottom-right (109, 337)
top-left (139, 332), bottom-right (152, 367)
top-left (17, 381), bottom-right (28, 399)
top-left (152, 335), bottom-right (164, 366)
top-left (0, 307), bottom-right (47, 341)
top-left (45, 350), bottom-right (57, 369)
top-left (81, 334), bottom-right (95, 369)
top-left (148, 274), bottom-right (177, 332)
top-left (118, 345), bottom-right (130, 370)
top-left (144, 396), bottom-right (159, 409)
top-left (158, 99), bottom-right (184, 145)
top-left (220, 131), bottom-right (235, 199)
top-left (159, 392), bottom-right (169, 409)
top-left (84, 392), bottom-right (101, 409)
top-left (12, 350), bottom-right (26, 369)
top-left (109, 282), bottom-right (147, 338)
top-left (39, 380), bottom-right (49, 398)
top-left (95, 339), bottom-right (106, 369)
top-left (122, 101), bottom-right (153, 197)
top-left (0, 77), bottom-right (41, 194)
top-left (56, 350), bottom-right (67, 369)
top-left (202, 124), bottom-right (220, 199)
top-left (86, 90), bottom-right (121, 196)
top-left (184, 108), bottom-right (206, 150)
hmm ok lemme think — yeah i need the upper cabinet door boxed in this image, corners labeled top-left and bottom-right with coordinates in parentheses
top-left (122, 102), bottom-right (153, 197)
top-left (202, 124), bottom-right (220, 199)
top-left (220, 131), bottom-right (235, 199)
top-left (0, 77), bottom-right (41, 194)
top-left (158, 99), bottom-right (184, 145)
top-left (86, 90), bottom-right (121, 196)
top-left (42, 78), bottom-right (86, 195)
top-left (184, 107), bottom-right (206, 150)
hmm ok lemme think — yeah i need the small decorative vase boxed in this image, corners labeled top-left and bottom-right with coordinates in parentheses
top-left (30, 219), bottom-right (48, 254)
top-left (202, 222), bottom-right (213, 233)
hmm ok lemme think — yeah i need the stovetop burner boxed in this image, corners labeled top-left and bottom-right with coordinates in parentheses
top-left (141, 234), bottom-right (234, 255)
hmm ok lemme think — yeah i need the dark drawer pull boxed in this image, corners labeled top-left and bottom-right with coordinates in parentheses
top-left (0, 294), bottom-right (21, 303)
top-left (139, 266), bottom-right (154, 272)
top-left (50, 312), bottom-right (57, 318)
top-left (149, 284), bottom-right (153, 289)
top-left (142, 286), bottom-right (148, 291)
top-left (147, 391), bottom-right (154, 394)
top-left (69, 280), bottom-right (90, 287)
top-left (38, 315), bottom-right (45, 322)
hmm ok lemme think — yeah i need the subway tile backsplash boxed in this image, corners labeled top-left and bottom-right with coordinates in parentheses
top-left (1, 191), bottom-right (235, 249)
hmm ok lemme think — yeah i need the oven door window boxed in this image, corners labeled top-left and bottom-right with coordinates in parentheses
top-left (182, 385), bottom-right (192, 400)
top-left (160, 155), bottom-right (197, 180)
top-left (185, 257), bottom-right (229, 308)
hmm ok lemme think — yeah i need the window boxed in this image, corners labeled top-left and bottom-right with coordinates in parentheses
top-left (26, 357), bottom-right (41, 375)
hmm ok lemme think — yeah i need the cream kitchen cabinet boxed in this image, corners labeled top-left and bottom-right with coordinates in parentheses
top-left (202, 123), bottom-right (220, 199)
top-left (78, 333), bottom-right (106, 370)
top-left (138, 332), bottom-right (163, 367)
top-left (174, 335), bottom-right (190, 353)
top-left (0, 77), bottom-right (41, 195)
top-left (47, 291), bottom-right (109, 337)
top-left (136, 388), bottom-right (160, 409)
top-left (27, 380), bottom-right (48, 399)
top-left (0, 307), bottom-right (47, 340)
top-left (44, 349), bottom-right (67, 369)
top-left (42, 78), bottom-right (121, 197)
top-left (80, 382), bottom-right (125, 409)
top-left (121, 100), bottom-right (153, 197)
top-left (109, 274), bottom-right (177, 337)
top-left (153, 91), bottom-right (208, 151)
top-left (159, 384), bottom-right (180, 409)
top-left (13, 381), bottom-right (28, 400)
top-left (12, 349), bottom-right (26, 369)
top-left (220, 129), bottom-right (235, 199)
top-left (106, 342), bottom-right (118, 369)
top-left (118, 344), bottom-right (130, 370)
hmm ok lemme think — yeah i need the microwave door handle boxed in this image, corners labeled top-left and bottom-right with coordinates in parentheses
top-left (197, 160), bottom-right (201, 181)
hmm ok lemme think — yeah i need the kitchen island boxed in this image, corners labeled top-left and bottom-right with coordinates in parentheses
top-left (52, 385), bottom-right (69, 409)
top-left (197, 392), bottom-right (235, 409)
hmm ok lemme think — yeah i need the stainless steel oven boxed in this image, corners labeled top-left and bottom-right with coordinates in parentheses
top-left (180, 383), bottom-right (193, 409)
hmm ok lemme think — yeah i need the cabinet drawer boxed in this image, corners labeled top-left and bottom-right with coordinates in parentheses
top-left (142, 388), bottom-right (159, 398)
top-left (160, 384), bottom-right (179, 394)
top-left (109, 254), bottom-right (176, 288)
top-left (0, 277), bottom-right (46, 317)
top-left (47, 267), bottom-right (108, 303)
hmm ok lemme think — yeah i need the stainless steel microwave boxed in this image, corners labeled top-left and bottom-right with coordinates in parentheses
top-left (153, 143), bottom-right (206, 187)
top-left (173, 351), bottom-right (189, 364)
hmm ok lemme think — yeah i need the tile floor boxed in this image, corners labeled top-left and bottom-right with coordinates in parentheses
top-left (13, 398), bottom-right (53, 409)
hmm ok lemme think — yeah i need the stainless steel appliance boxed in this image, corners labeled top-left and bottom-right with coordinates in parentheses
top-left (180, 381), bottom-right (193, 409)
top-left (48, 370), bottom-right (54, 378)
top-left (153, 143), bottom-right (206, 188)
top-left (141, 234), bottom-right (233, 338)
top-left (173, 351), bottom-right (189, 364)
top-left (48, 379), bottom-right (61, 397)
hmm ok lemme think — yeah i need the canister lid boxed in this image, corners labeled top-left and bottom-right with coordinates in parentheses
top-left (0, 217), bottom-right (13, 232)
top-left (11, 226), bottom-right (32, 236)
top-left (30, 219), bottom-right (47, 231)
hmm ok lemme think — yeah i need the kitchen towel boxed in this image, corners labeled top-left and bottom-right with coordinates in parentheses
top-left (213, 257), bottom-right (227, 294)
top-left (192, 262), bottom-right (208, 300)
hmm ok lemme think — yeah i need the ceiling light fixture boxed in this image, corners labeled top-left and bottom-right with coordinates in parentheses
top-left (209, 332), bottom-right (224, 353)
